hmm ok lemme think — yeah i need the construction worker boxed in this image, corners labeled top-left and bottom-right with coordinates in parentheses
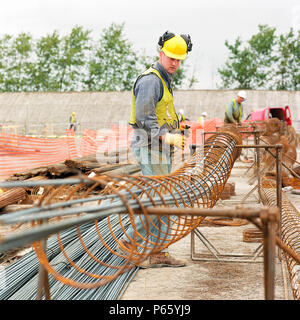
top-left (118, 31), bottom-right (193, 268)
top-left (197, 111), bottom-right (207, 128)
top-left (224, 91), bottom-right (247, 124)
top-left (69, 112), bottom-right (77, 131)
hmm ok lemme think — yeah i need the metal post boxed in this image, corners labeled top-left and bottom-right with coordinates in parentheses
top-left (275, 145), bottom-right (282, 237)
top-left (36, 238), bottom-right (51, 300)
top-left (36, 218), bottom-right (51, 300)
top-left (262, 208), bottom-right (277, 300)
top-left (191, 230), bottom-right (195, 257)
top-left (116, 124), bottom-right (120, 164)
top-left (254, 129), bottom-right (261, 201)
top-left (275, 144), bottom-right (283, 262)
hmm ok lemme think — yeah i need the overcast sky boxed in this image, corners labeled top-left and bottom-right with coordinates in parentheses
top-left (0, 0), bottom-right (299, 89)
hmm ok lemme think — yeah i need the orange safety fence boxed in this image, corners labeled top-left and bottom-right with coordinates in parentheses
top-left (0, 120), bottom-right (222, 180)
top-left (0, 131), bottom-right (78, 180)
top-left (182, 118), bottom-right (224, 145)
top-left (79, 129), bottom-right (107, 157)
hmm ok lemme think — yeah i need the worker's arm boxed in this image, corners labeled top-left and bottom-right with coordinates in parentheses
top-left (225, 101), bottom-right (236, 123)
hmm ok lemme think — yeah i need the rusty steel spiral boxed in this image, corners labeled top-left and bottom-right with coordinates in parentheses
top-left (0, 125), bottom-right (242, 289)
top-left (260, 179), bottom-right (300, 300)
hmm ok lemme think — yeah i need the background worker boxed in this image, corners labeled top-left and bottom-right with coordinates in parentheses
top-left (69, 112), bottom-right (77, 131)
top-left (178, 108), bottom-right (186, 122)
top-left (224, 90), bottom-right (247, 124)
top-left (197, 111), bottom-right (207, 128)
top-left (178, 108), bottom-right (190, 122)
top-left (118, 30), bottom-right (193, 268)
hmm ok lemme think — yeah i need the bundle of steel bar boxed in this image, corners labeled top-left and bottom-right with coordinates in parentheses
top-left (0, 216), bottom-right (138, 300)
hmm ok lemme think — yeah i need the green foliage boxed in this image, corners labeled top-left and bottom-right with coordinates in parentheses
top-left (218, 37), bottom-right (257, 89)
top-left (0, 33), bottom-right (34, 91)
top-left (0, 23), bottom-right (189, 92)
top-left (248, 25), bottom-right (277, 88)
top-left (274, 28), bottom-right (300, 90)
top-left (218, 24), bottom-right (299, 90)
top-left (31, 31), bottom-right (61, 91)
top-left (57, 26), bottom-right (92, 91)
top-left (86, 23), bottom-right (139, 91)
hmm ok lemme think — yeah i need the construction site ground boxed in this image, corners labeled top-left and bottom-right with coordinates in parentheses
top-left (1, 143), bottom-right (299, 301)
top-left (120, 157), bottom-right (297, 300)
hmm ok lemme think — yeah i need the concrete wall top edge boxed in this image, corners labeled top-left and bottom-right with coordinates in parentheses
top-left (0, 89), bottom-right (299, 95)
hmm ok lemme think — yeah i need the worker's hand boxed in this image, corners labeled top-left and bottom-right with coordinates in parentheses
top-left (179, 123), bottom-right (190, 138)
top-left (163, 133), bottom-right (185, 150)
top-left (179, 123), bottom-right (187, 132)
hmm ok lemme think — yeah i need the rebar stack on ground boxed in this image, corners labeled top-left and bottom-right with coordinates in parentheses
top-left (0, 125), bottom-right (242, 296)
top-left (260, 180), bottom-right (300, 300)
top-left (0, 217), bottom-right (138, 299)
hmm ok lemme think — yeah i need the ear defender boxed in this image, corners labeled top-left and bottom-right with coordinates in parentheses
top-left (158, 31), bottom-right (176, 48)
top-left (180, 34), bottom-right (193, 52)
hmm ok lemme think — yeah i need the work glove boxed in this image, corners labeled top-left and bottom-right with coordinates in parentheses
top-left (179, 123), bottom-right (187, 132)
top-left (163, 133), bottom-right (185, 150)
top-left (179, 123), bottom-right (191, 138)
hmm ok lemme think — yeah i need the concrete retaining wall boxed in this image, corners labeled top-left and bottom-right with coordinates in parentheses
top-left (0, 90), bottom-right (299, 135)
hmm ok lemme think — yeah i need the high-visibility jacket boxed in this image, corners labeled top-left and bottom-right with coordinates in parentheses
top-left (130, 67), bottom-right (179, 130)
top-left (225, 98), bottom-right (243, 122)
top-left (178, 113), bottom-right (185, 122)
top-left (70, 114), bottom-right (76, 124)
top-left (197, 116), bottom-right (205, 127)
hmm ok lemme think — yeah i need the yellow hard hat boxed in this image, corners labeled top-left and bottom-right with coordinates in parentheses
top-left (159, 31), bottom-right (192, 60)
top-left (72, 112), bottom-right (76, 115)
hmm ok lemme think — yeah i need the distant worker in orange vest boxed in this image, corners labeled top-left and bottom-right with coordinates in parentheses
top-left (69, 112), bottom-right (77, 131)
top-left (197, 111), bottom-right (207, 128)
top-left (224, 91), bottom-right (247, 124)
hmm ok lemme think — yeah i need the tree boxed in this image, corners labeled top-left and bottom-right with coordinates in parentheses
top-left (86, 23), bottom-right (139, 91)
top-left (0, 34), bottom-right (12, 91)
top-left (217, 24), bottom-right (299, 90)
top-left (0, 23), bottom-right (193, 92)
top-left (0, 27), bottom-right (92, 92)
top-left (247, 25), bottom-right (277, 88)
top-left (30, 31), bottom-right (61, 91)
top-left (0, 33), bottom-right (34, 91)
top-left (273, 28), bottom-right (300, 90)
top-left (218, 37), bottom-right (257, 89)
top-left (57, 26), bottom-right (92, 91)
